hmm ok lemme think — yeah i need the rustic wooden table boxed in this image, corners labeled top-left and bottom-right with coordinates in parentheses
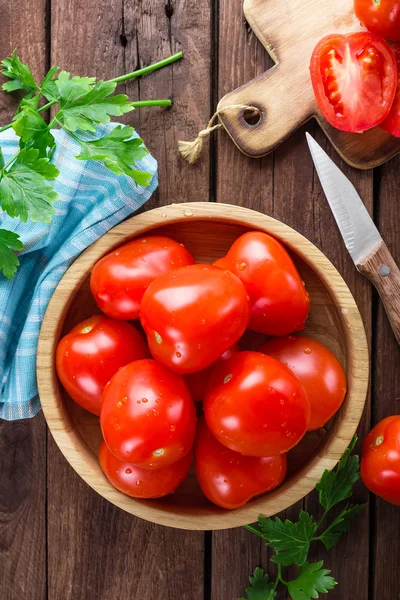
top-left (0, 0), bottom-right (399, 598)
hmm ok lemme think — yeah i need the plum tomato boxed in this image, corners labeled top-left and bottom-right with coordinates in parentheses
top-left (381, 44), bottom-right (400, 137)
top-left (140, 265), bottom-right (251, 374)
top-left (355, 0), bottom-right (400, 42)
top-left (90, 236), bottom-right (194, 320)
top-left (214, 232), bottom-right (309, 336)
top-left (100, 359), bottom-right (196, 468)
top-left (310, 33), bottom-right (397, 133)
top-left (259, 336), bottom-right (347, 431)
top-left (99, 440), bottom-right (192, 498)
top-left (184, 343), bottom-right (240, 403)
top-left (194, 417), bottom-right (287, 509)
top-left (56, 315), bottom-right (149, 415)
top-left (204, 351), bottom-right (310, 457)
top-left (361, 416), bottom-right (400, 505)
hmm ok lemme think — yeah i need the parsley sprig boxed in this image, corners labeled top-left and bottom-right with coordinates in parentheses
top-left (0, 50), bottom-right (182, 279)
top-left (241, 436), bottom-right (365, 600)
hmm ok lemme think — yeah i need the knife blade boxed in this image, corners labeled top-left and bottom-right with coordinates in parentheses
top-left (306, 132), bottom-right (400, 345)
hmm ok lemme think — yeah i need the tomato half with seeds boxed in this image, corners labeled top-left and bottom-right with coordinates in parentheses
top-left (194, 418), bottom-right (287, 509)
top-left (184, 343), bottom-right (240, 403)
top-left (310, 33), bottom-right (397, 133)
top-left (204, 351), bottom-right (310, 457)
top-left (100, 359), bottom-right (196, 468)
top-left (90, 236), bottom-right (194, 320)
top-left (140, 265), bottom-right (251, 374)
top-left (381, 44), bottom-right (400, 137)
top-left (56, 315), bottom-right (149, 415)
top-left (361, 416), bottom-right (400, 505)
top-left (355, 0), bottom-right (400, 42)
top-left (99, 441), bottom-right (192, 498)
top-left (214, 232), bottom-right (309, 336)
top-left (259, 336), bottom-right (347, 431)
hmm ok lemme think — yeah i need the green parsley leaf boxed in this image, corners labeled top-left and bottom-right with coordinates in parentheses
top-left (12, 108), bottom-right (55, 157)
top-left (316, 436), bottom-right (360, 511)
top-left (0, 148), bottom-right (59, 222)
top-left (319, 504), bottom-right (365, 550)
top-left (0, 229), bottom-right (23, 279)
top-left (258, 511), bottom-right (317, 566)
top-left (239, 567), bottom-right (276, 600)
top-left (17, 93), bottom-right (41, 112)
top-left (41, 66), bottom-right (60, 101)
top-left (58, 80), bottom-right (135, 132)
top-left (0, 148), bottom-right (4, 170)
top-left (55, 71), bottom-right (96, 107)
top-left (75, 125), bottom-right (151, 185)
top-left (286, 561), bottom-right (337, 600)
top-left (1, 50), bottom-right (40, 93)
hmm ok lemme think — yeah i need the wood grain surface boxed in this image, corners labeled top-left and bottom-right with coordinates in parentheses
top-left (0, 0), bottom-right (398, 598)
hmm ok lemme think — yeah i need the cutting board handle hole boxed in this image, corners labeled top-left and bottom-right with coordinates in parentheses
top-left (243, 107), bottom-right (262, 126)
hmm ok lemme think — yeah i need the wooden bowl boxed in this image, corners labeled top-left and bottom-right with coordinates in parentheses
top-left (37, 202), bottom-right (369, 530)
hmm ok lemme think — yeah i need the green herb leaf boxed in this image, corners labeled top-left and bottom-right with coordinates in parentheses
top-left (17, 93), bottom-right (41, 112)
top-left (55, 71), bottom-right (96, 107)
top-left (286, 561), bottom-right (337, 600)
top-left (316, 436), bottom-right (360, 511)
top-left (0, 229), bottom-right (23, 278)
top-left (41, 66), bottom-right (60, 101)
top-left (239, 568), bottom-right (276, 600)
top-left (258, 511), bottom-right (317, 566)
top-left (12, 108), bottom-right (55, 157)
top-left (58, 80), bottom-right (135, 132)
top-left (319, 504), bottom-right (365, 550)
top-left (1, 50), bottom-right (40, 93)
top-left (75, 125), bottom-right (151, 185)
top-left (0, 148), bottom-right (59, 222)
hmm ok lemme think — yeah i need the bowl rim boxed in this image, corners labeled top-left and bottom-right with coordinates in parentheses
top-left (37, 202), bottom-right (369, 530)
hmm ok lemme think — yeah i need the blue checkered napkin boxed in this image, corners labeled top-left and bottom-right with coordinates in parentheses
top-left (0, 123), bottom-right (158, 420)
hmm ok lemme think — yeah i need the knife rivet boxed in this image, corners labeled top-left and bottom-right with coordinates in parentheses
top-left (379, 265), bottom-right (391, 277)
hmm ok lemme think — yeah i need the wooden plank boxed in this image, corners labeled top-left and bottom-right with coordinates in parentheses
top-left (372, 157), bottom-right (400, 600)
top-left (48, 0), bottom-right (210, 597)
top-left (0, 1), bottom-right (48, 598)
top-left (214, 2), bottom-right (373, 597)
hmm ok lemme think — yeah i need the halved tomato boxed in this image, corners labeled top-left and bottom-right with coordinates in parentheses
top-left (310, 32), bottom-right (397, 133)
top-left (381, 44), bottom-right (400, 137)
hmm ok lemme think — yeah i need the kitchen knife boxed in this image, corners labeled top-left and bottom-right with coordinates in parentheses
top-left (306, 133), bottom-right (400, 345)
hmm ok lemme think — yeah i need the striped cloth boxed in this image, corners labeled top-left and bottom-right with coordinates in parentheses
top-left (0, 124), bottom-right (158, 420)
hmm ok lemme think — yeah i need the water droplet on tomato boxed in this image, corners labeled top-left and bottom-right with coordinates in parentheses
top-left (238, 262), bottom-right (247, 271)
top-left (65, 351), bottom-right (69, 357)
top-left (304, 347), bottom-right (312, 354)
top-left (281, 421), bottom-right (287, 428)
top-left (176, 351), bottom-right (182, 358)
top-left (136, 480), bottom-right (141, 485)
top-left (170, 425), bottom-right (176, 432)
top-left (116, 400), bottom-right (123, 408)
top-left (142, 398), bottom-right (148, 403)
top-left (125, 468), bottom-right (132, 474)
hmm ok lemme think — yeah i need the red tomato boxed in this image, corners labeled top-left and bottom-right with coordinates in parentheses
top-left (140, 265), bottom-right (251, 374)
top-left (355, 0), bottom-right (400, 42)
top-left (99, 440), bottom-right (192, 498)
top-left (310, 33), bottom-right (397, 133)
top-left (100, 359), bottom-right (196, 468)
top-left (204, 351), bottom-right (310, 457)
top-left (56, 315), bottom-right (149, 415)
top-left (259, 336), bottom-right (347, 431)
top-left (184, 343), bottom-right (240, 403)
top-left (194, 417), bottom-right (287, 509)
top-left (90, 236), bottom-right (194, 320)
top-left (361, 416), bottom-right (400, 505)
top-left (214, 232), bottom-right (309, 336)
top-left (381, 44), bottom-right (400, 137)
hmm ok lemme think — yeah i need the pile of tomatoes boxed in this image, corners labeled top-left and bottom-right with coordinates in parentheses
top-left (310, 0), bottom-right (400, 136)
top-left (56, 231), bottom-right (348, 510)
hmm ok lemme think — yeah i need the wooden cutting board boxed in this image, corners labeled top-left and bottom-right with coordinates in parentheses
top-left (217, 0), bottom-right (400, 169)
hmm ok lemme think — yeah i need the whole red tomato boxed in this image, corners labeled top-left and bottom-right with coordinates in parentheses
top-left (100, 359), bottom-right (196, 468)
top-left (194, 418), bottom-right (287, 509)
top-left (310, 33), bottom-right (397, 133)
top-left (361, 416), bottom-right (400, 505)
top-left (204, 351), bottom-right (310, 456)
top-left (56, 315), bottom-right (149, 415)
top-left (90, 236), bottom-right (194, 320)
top-left (381, 44), bottom-right (400, 138)
top-left (214, 232), bottom-right (309, 336)
top-left (184, 343), bottom-right (240, 403)
top-left (355, 0), bottom-right (400, 42)
top-left (259, 336), bottom-right (347, 431)
top-left (99, 440), bottom-right (192, 498)
top-left (140, 265), bottom-right (250, 374)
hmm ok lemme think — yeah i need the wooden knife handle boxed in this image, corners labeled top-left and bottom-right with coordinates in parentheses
top-left (358, 241), bottom-right (400, 344)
